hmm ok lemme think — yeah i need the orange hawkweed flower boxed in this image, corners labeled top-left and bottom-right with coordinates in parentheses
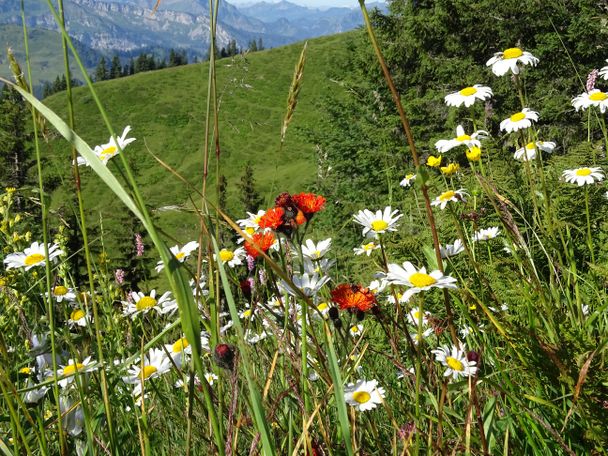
top-left (331, 284), bottom-right (377, 312)
top-left (292, 193), bottom-right (326, 219)
top-left (244, 232), bottom-right (276, 259)
top-left (258, 207), bottom-right (285, 230)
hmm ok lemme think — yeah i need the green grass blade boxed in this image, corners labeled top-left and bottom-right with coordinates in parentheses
top-left (210, 234), bottom-right (276, 455)
top-left (322, 323), bottom-right (354, 456)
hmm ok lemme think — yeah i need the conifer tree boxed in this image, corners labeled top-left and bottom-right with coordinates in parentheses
top-left (239, 164), bottom-right (264, 213)
top-left (95, 57), bottom-right (109, 81)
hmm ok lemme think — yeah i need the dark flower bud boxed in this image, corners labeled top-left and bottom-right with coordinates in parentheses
top-left (240, 278), bottom-right (253, 300)
top-left (328, 306), bottom-right (340, 320)
top-left (333, 318), bottom-right (342, 329)
top-left (356, 309), bottom-right (366, 321)
top-left (467, 350), bottom-right (480, 363)
top-left (275, 192), bottom-right (293, 208)
top-left (213, 343), bottom-right (236, 370)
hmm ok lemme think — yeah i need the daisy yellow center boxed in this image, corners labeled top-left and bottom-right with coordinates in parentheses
top-left (371, 220), bottom-right (389, 232)
top-left (409, 272), bottom-right (437, 288)
top-left (136, 296), bottom-right (157, 311)
top-left (314, 250), bottom-right (321, 257)
top-left (363, 242), bottom-right (376, 251)
top-left (510, 112), bottom-right (526, 122)
top-left (63, 363), bottom-right (85, 376)
top-left (99, 145), bottom-right (117, 160)
top-left (70, 309), bottom-right (85, 321)
top-left (141, 365), bottom-right (157, 380)
top-left (446, 356), bottom-right (464, 372)
top-left (525, 142), bottom-right (535, 150)
top-left (350, 326), bottom-right (361, 334)
top-left (456, 134), bottom-right (471, 141)
top-left (245, 227), bottom-right (255, 235)
top-left (175, 252), bottom-right (186, 260)
top-left (242, 309), bottom-right (252, 318)
top-left (24, 253), bottom-right (45, 266)
top-left (413, 310), bottom-right (421, 319)
top-left (53, 285), bottom-right (68, 296)
top-left (219, 249), bottom-right (234, 262)
top-left (19, 367), bottom-right (31, 374)
top-left (503, 47), bottom-right (523, 59)
top-left (439, 191), bottom-right (456, 202)
top-left (576, 168), bottom-right (592, 176)
top-left (317, 302), bottom-right (328, 311)
top-left (406, 173), bottom-right (415, 179)
top-left (352, 391), bottom-right (371, 404)
top-left (589, 91), bottom-right (608, 101)
top-left (466, 147), bottom-right (481, 161)
top-left (459, 86), bottom-right (477, 96)
top-left (172, 337), bottom-right (190, 353)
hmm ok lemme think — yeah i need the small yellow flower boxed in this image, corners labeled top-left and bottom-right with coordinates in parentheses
top-left (440, 163), bottom-right (460, 176)
top-left (5, 187), bottom-right (16, 194)
top-left (427, 155), bottom-right (442, 168)
top-left (466, 146), bottom-right (481, 162)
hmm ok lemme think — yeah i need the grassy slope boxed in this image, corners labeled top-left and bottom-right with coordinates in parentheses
top-left (0, 25), bottom-right (97, 91)
top-left (43, 32), bottom-right (353, 255)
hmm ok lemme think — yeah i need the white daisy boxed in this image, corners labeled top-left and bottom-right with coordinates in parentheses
top-left (46, 285), bottom-right (77, 303)
top-left (353, 207), bottom-right (403, 238)
top-left (349, 324), bottom-right (364, 338)
top-left (562, 167), bottom-right (605, 186)
top-left (431, 344), bottom-right (477, 380)
top-left (444, 85), bottom-right (493, 107)
top-left (409, 327), bottom-right (434, 345)
top-left (239, 303), bottom-right (256, 321)
top-left (599, 60), bottom-right (608, 80)
top-left (514, 141), bottom-right (556, 161)
top-left (60, 397), bottom-right (85, 437)
top-left (155, 241), bottom-right (199, 272)
top-left (123, 348), bottom-right (173, 396)
top-left (386, 291), bottom-right (409, 305)
top-left (163, 336), bottom-right (192, 368)
top-left (440, 239), bottom-right (465, 258)
top-left (399, 173), bottom-right (417, 188)
top-left (572, 89), bottom-right (608, 113)
top-left (77, 126), bottom-right (136, 166)
top-left (57, 357), bottom-right (96, 388)
top-left (435, 125), bottom-right (488, 153)
top-left (213, 247), bottom-right (246, 268)
top-left (499, 108), bottom-right (539, 133)
top-left (406, 307), bottom-right (431, 326)
top-left (344, 379), bottom-right (385, 412)
top-left (67, 309), bottom-right (91, 329)
top-left (431, 189), bottom-right (468, 210)
top-left (122, 290), bottom-right (170, 319)
top-left (314, 301), bottom-right (331, 318)
top-left (385, 261), bottom-right (458, 301)
top-left (204, 372), bottom-right (218, 386)
top-left (353, 241), bottom-right (380, 256)
top-left (472, 227), bottom-right (501, 241)
top-left (236, 210), bottom-right (266, 238)
top-left (486, 47), bottom-right (539, 76)
top-left (3, 241), bottom-right (64, 271)
top-left (301, 238), bottom-right (332, 260)
top-left (282, 273), bottom-right (330, 298)
top-left (303, 257), bottom-right (335, 275)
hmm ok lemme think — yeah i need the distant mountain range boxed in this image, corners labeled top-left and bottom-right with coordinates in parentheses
top-left (0, 0), bottom-right (386, 58)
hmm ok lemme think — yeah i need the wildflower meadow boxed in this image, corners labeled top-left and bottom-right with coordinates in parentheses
top-left (1, 0), bottom-right (607, 455)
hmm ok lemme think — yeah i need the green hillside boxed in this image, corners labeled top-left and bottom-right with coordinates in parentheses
top-left (42, 32), bottom-right (353, 256)
top-left (0, 24), bottom-right (99, 92)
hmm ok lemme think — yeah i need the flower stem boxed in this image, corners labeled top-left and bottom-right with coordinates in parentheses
top-left (584, 186), bottom-right (595, 264)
